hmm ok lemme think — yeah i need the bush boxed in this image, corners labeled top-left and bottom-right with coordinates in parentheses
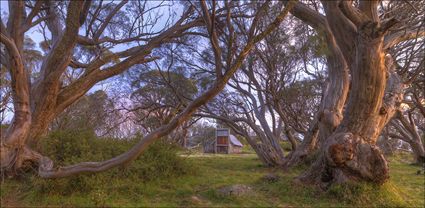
top-left (28, 130), bottom-right (194, 196)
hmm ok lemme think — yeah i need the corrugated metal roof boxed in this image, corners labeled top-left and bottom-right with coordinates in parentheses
top-left (229, 135), bottom-right (243, 147)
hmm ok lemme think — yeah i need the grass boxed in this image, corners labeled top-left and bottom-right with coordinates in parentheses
top-left (1, 152), bottom-right (424, 207)
top-left (386, 152), bottom-right (425, 206)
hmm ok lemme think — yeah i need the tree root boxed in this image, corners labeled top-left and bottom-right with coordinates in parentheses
top-left (296, 132), bottom-right (389, 188)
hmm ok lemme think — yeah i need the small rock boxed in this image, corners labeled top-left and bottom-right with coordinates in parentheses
top-left (217, 184), bottom-right (252, 197)
top-left (191, 195), bottom-right (202, 203)
top-left (262, 173), bottom-right (280, 183)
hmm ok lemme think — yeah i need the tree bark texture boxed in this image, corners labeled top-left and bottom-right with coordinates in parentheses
top-left (283, 0), bottom-right (419, 186)
top-left (282, 2), bottom-right (349, 168)
top-left (298, 29), bottom-right (404, 186)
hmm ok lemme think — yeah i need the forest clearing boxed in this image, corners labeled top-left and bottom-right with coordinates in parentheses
top-left (1, 0), bottom-right (424, 207)
top-left (1, 144), bottom-right (424, 207)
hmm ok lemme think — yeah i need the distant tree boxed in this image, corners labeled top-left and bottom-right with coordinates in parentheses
top-left (129, 66), bottom-right (198, 146)
top-left (187, 122), bottom-right (215, 148)
top-left (198, 13), bottom-right (324, 167)
top-left (388, 109), bottom-right (425, 164)
top-left (51, 90), bottom-right (120, 137)
top-left (130, 69), bottom-right (197, 131)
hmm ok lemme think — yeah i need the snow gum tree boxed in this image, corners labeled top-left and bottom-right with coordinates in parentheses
top-left (0, 0), bottom-right (296, 178)
top-left (284, 0), bottom-right (424, 186)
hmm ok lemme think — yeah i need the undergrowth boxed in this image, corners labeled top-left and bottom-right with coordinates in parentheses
top-left (24, 130), bottom-right (194, 197)
top-left (1, 137), bottom-right (423, 207)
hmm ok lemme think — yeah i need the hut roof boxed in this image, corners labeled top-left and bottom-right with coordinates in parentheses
top-left (229, 135), bottom-right (243, 147)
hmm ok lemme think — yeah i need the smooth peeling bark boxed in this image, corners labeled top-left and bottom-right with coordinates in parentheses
top-left (241, 134), bottom-right (273, 166)
top-left (251, 114), bottom-right (286, 165)
top-left (0, 35), bottom-right (32, 173)
top-left (316, 31), bottom-right (349, 143)
top-left (238, 62), bottom-right (287, 164)
top-left (1, 1), bottom-right (87, 175)
top-left (247, 115), bottom-right (286, 166)
top-left (281, 1), bottom-right (350, 168)
top-left (286, 0), bottom-right (419, 186)
top-left (248, 127), bottom-right (285, 166)
top-left (283, 29), bottom-right (350, 168)
top-left (1, 1), bottom-right (35, 173)
top-left (298, 24), bottom-right (404, 186)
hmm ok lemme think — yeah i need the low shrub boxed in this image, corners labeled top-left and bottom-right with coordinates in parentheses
top-left (27, 130), bottom-right (194, 196)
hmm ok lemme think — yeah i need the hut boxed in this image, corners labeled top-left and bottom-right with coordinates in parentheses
top-left (203, 128), bottom-right (243, 154)
top-left (228, 134), bottom-right (243, 153)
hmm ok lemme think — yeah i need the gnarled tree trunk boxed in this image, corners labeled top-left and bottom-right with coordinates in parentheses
top-left (282, 2), bottom-right (349, 168)
top-left (299, 33), bottom-right (404, 186)
top-left (282, 0), bottom-right (423, 187)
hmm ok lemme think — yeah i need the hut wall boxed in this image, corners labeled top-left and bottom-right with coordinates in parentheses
top-left (232, 145), bottom-right (242, 154)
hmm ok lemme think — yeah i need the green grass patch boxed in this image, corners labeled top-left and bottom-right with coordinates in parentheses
top-left (326, 181), bottom-right (407, 207)
top-left (1, 136), bottom-right (424, 208)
